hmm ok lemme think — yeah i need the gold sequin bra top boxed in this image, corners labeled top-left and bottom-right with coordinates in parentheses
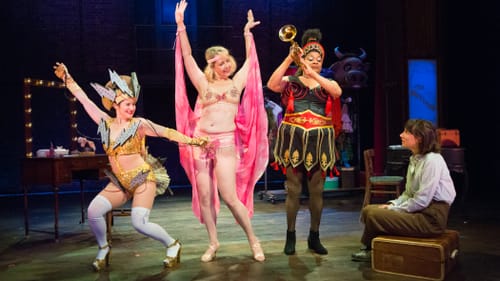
top-left (98, 118), bottom-right (144, 156)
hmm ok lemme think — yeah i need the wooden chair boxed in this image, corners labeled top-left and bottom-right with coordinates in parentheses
top-left (106, 207), bottom-right (132, 241)
top-left (362, 148), bottom-right (404, 207)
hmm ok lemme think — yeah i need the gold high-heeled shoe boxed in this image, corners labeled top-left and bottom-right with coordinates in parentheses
top-left (200, 242), bottom-right (219, 262)
top-left (251, 241), bottom-right (265, 262)
top-left (163, 240), bottom-right (182, 268)
top-left (92, 244), bottom-right (111, 272)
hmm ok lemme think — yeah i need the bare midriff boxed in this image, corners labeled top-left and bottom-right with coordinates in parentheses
top-left (198, 102), bottom-right (238, 133)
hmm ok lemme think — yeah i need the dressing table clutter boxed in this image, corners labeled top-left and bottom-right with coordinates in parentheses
top-left (74, 137), bottom-right (96, 156)
top-left (36, 146), bottom-right (69, 158)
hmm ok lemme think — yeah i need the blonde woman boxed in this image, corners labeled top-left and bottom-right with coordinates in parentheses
top-left (174, 0), bottom-right (268, 262)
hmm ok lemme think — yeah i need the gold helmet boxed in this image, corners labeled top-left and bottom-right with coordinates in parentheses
top-left (90, 69), bottom-right (141, 111)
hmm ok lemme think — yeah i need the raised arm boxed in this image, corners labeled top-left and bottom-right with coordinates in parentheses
top-left (266, 49), bottom-right (296, 94)
top-left (53, 62), bottom-right (109, 124)
top-left (232, 9), bottom-right (261, 89)
top-left (243, 10), bottom-right (260, 58)
top-left (175, 0), bottom-right (206, 93)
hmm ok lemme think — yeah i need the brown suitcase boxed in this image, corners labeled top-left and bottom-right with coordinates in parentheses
top-left (372, 229), bottom-right (460, 281)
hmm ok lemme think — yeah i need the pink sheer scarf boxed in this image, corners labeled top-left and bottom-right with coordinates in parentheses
top-left (175, 35), bottom-right (268, 223)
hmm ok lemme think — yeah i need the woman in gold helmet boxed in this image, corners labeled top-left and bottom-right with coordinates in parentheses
top-left (53, 62), bottom-right (207, 271)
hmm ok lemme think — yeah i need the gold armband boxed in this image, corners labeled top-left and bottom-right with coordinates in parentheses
top-left (163, 128), bottom-right (191, 144)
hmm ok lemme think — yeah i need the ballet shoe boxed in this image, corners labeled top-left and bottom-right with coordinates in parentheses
top-left (163, 240), bottom-right (182, 268)
top-left (200, 242), bottom-right (219, 262)
top-left (92, 244), bottom-right (111, 272)
top-left (251, 241), bottom-right (265, 262)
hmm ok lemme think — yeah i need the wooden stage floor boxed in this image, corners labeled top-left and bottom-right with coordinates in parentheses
top-left (0, 186), bottom-right (498, 281)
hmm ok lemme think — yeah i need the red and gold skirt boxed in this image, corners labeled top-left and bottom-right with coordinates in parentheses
top-left (273, 110), bottom-right (336, 172)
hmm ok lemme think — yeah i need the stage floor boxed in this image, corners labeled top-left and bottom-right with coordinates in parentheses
top-left (0, 187), bottom-right (498, 281)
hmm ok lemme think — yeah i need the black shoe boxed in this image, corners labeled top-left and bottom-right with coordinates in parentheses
top-left (351, 249), bottom-right (371, 262)
top-left (284, 230), bottom-right (296, 255)
top-left (307, 230), bottom-right (328, 255)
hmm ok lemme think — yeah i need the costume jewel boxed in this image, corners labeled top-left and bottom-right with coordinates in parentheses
top-left (131, 72), bottom-right (141, 99)
top-left (97, 118), bottom-right (110, 147)
top-left (112, 120), bottom-right (141, 149)
top-left (129, 170), bottom-right (150, 188)
top-left (109, 69), bottom-right (133, 96)
top-left (303, 42), bottom-right (324, 57)
top-left (90, 82), bottom-right (116, 102)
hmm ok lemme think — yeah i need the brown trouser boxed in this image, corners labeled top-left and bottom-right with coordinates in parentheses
top-left (360, 201), bottom-right (450, 248)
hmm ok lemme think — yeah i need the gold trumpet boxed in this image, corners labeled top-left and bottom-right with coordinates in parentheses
top-left (278, 24), bottom-right (302, 67)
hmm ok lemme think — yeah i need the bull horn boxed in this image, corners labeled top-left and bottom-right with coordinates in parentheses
top-left (334, 47), bottom-right (344, 59)
top-left (359, 48), bottom-right (367, 60)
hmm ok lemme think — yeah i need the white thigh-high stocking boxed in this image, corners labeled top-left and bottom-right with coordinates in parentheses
top-left (131, 207), bottom-right (179, 256)
top-left (87, 195), bottom-right (112, 259)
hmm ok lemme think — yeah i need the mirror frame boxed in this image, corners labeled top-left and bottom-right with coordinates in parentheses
top-left (23, 78), bottom-right (78, 157)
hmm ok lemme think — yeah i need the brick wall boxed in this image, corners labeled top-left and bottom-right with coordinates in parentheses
top-left (4, 0), bottom-right (138, 193)
top-left (3, 0), bottom-right (378, 193)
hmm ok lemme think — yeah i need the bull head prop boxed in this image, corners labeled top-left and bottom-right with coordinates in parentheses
top-left (329, 47), bottom-right (370, 89)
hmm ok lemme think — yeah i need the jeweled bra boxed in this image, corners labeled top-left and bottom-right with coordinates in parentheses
top-left (98, 118), bottom-right (144, 156)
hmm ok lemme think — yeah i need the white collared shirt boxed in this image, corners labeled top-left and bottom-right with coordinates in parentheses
top-left (388, 152), bottom-right (456, 212)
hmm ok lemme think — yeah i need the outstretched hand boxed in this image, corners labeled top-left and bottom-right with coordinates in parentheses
top-left (53, 62), bottom-right (70, 82)
top-left (175, 0), bottom-right (188, 25)
top-left (244, 9), bottom-right (261, 33)
top-left (191, 136), bottom-right (210, 147)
